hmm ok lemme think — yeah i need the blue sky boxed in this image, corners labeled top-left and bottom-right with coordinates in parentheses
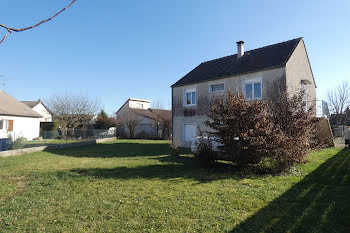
top-left (0, 0), bottom-right (349, 115)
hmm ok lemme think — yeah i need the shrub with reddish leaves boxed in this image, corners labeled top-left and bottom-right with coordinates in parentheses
top-left (204, 91), bottom-right (320, 173)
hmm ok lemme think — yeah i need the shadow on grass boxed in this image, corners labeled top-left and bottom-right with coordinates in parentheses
top-left (48, 140), bottom-right (240, 183)
top-left (47, 141), bottom-right (173, 158)
top-left (69, 155), bottom-right (241, 183)
top-left (230, 149), bottom-right (350, 233)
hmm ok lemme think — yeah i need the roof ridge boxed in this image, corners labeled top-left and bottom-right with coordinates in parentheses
top-left (202, 37), bottom-right (303, 64)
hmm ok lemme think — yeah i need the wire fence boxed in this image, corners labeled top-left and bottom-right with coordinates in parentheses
top-left (1, 129), bottom-right (116, 151)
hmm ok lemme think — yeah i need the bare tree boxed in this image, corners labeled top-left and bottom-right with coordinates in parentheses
top-left (150, 109), bottom-right (171, 139)
top-left (0, 0), bottom-right (77, 45)
top-left (151, 100), bottom-right (164, 109)
top-left (119, 111), bottom-right (140, 139)
top-left (327, 81), bottom-right (350, 125)
top-left (47, 92), bottom-right (101, 131)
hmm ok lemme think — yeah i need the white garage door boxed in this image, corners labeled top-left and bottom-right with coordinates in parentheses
top-left (184, 124), bottom-right (196, 142)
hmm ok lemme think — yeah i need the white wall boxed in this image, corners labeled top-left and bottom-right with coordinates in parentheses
top-left (128, 99), bottom-right (151, 109)
top-left (0, 115), bottom-right (40, 141)
top-left (32, 103), bottom-right (52, 122)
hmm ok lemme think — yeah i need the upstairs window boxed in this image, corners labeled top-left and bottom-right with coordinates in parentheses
top-left (135, 103), bottom-right (144, 109)
top-left (184, 88), bottom-right (196, 106)
top-left (243, 78), bottom-right (262, 100)
top-left (210, 83), bottom-right (225, 93)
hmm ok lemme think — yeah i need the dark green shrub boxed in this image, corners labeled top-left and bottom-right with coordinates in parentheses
top-left (193, 137), bottom-right (217, 164)
top-left (40, 122), bottom-right (59, 131)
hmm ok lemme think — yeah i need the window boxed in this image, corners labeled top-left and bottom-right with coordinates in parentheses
top-left (210, 83), bottom-right (225, 93)
top-left (0, 120), bottom-right (11, 131)
top-left (243, 78), bottom-right (262, 100)
top-left (135, 103), bottom-right (144, 109)
top-left (184, 88), bottom-right (196, 106)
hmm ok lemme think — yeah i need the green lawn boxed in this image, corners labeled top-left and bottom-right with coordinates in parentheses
top-left (0, 139), bottom-right (349, 232)
top-left (17, 139), bottom-right (87, 149)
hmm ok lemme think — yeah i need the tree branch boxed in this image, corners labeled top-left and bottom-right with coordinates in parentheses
top-left (0, 0), bottom-right (77, 45)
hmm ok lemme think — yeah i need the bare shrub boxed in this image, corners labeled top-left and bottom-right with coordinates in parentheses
top-left (118, 111), bottom-right (140, 139)
top-left (204, 91), bottom-right (320, 173)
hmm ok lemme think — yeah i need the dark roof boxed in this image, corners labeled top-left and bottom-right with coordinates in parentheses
top-left (21, 101), bottom-right (40, 108)
top-left (172, 37), bottom-right (303, 87)
top-left (131, 108), bottom-right (171, 122)
top-left (0, 91), bottom-right (42, 118)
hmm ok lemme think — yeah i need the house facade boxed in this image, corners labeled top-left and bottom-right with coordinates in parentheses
top-left (0, 91), bottom-right (41, 140)
top-left (171, 38), bottom-right (316, 147)
top-left (22, 100), bottom-right (52, 122)
top-left (116, 98), bottom-right (171, 139)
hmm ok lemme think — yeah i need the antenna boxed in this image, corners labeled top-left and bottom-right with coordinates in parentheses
top-left (0, 74), bottom-right (6, 90)
top-left (0, 74), bottom-right (12, 90)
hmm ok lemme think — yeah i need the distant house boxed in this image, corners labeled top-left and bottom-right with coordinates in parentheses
top-left (22, 100), bottom-right (52, 122)
top-left (171, 38), bottom-right (317, 147)
top-left (116, 98), bottom-right (171, 139)
top-left (0, 91), bottom-right (41, 140)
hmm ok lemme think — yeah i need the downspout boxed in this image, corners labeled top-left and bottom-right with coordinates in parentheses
top-left (171, 87), bottom-right (174, 143)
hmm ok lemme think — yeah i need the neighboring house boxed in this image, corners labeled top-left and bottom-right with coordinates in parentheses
top-left (21, 100), bottom-right (52, 122)
top-left (116, 98), bottom-right (172, 139)
top-left (171, 37), bottom-right (316, 147)
top-left (0, 91), bottom-right (41, 140)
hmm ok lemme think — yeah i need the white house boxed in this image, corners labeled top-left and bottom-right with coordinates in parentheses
top-left (21, 100), bottom-right (52, 122)
top-left (0, 91), bottom-right (41, 140)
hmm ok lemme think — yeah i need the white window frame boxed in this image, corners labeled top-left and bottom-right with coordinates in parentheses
top-left (183, 123), bottom-right (197, 142)
top-left (184, 87), bottom-right (196, 107)
top-left (242, 77), bottom-right (262, 100)
top-left (209, 82), bottom-right (225, 93)
top-left (0, 119), bottom-right (9, 131)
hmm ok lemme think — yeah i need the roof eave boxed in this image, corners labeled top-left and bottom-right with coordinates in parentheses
top-left (0, 113), bottom-right (41, 118)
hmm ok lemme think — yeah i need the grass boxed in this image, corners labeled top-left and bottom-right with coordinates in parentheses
top-left (0, 139), bottom-right (349, 232)
top-left (14, 139), bottom-right (89, 149)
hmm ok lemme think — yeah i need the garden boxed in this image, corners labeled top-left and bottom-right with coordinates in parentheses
top-left (0, 139), bottom-right (349, 232)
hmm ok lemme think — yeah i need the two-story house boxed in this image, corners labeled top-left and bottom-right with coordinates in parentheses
top-left (171, 37), bottom-right (316, 147)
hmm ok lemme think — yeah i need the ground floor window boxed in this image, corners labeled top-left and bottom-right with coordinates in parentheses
top-left (184, 123), bottom-right (196, 142)
top-left (0, 119), bottom-right (13, 131)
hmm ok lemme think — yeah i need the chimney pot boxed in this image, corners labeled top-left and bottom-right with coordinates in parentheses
top-left (236, 41), bottom-right (245, 58)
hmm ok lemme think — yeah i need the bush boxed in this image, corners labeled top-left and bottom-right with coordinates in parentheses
top-left (193, 136), bottom-right (218, 164)
top-left (204, 91), bottom-right (320, 173)
top-left (9, 137), bottom-right (27, 149)
top-left (40, 122), bottom-right (59, 131)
